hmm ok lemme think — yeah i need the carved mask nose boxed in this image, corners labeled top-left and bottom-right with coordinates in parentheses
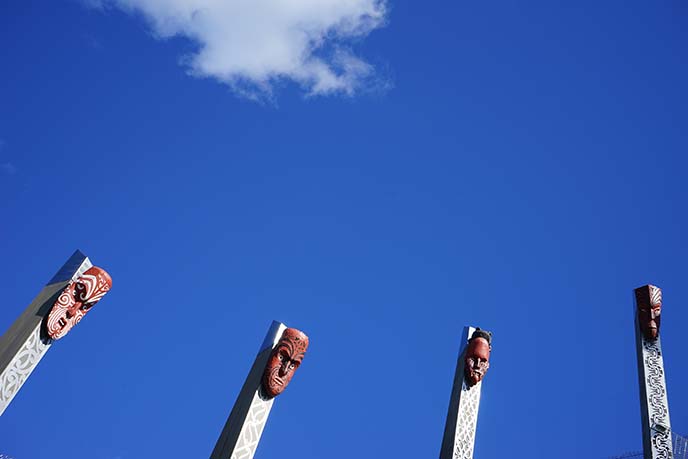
top-left (279, 361), bottom-right (290, 376)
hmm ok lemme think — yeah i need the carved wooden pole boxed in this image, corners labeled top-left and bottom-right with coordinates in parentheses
top-left (0, 250), bottom-right (112, 416)
top-left (210, 321), bottom-right (309, 459)
top-left (440, 326), bottom-right (492, 459)
top-left (635, 285), bottom-right (673, 459)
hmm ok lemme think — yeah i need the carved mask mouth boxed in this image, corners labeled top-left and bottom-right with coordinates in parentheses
top-left (469, 368), bottom-right (484, 380)
top-left (641, 317), bottom-right (659, 339)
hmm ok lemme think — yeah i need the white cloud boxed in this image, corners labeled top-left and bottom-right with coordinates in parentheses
top-left (89, 0), bottom-right (387, 99)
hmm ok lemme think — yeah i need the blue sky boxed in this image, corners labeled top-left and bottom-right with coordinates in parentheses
top-left (1, 1), bottom-right (687, 458)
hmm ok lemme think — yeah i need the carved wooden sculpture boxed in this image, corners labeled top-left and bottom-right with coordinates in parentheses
top-left (636, 284), bottom-right (662, 341)
top-left (262, 328), bottom-right (309, 398)
top-left (45, 266), bottom-right (112, 340)
top-left (463, 329), bottom-right (491, 387)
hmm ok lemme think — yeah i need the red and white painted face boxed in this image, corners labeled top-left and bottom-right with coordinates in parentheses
top-left (45, 266), bottom-right (112, 340)
top-left (464, 337), bottom-right (490, 386)
top-left (262, 328), bottom-right (309, 398)
top-left (636, 285), bottom-right (662, 340)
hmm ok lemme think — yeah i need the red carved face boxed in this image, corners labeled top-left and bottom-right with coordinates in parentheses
top-left (46, 266), bottom-right (112, 340)
top-left (636, 285), bottom-right (662, 340)
top-left (464, 337), bottom-right (490, 386)
top-left (262, 328), bottom-right (309, 398)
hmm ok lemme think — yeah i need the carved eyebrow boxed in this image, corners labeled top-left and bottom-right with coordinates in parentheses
top-left (278, 341), bottom-right (295, 354)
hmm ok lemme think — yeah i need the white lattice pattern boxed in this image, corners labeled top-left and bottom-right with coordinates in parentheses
top-left (453, 380), bottom-right (482, 459)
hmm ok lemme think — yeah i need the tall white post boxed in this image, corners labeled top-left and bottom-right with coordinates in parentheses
top-left (635, 285), bottom-right (673, 459)
top-left (210, 321), bottom-right (309, 459)
top-left (440, 326), bottom-right (492, 459)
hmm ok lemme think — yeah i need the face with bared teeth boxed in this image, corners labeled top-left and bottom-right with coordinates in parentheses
top-left (464, 334), bottom-right (490, 386)
top-left (261, 328), bottom-right (309, 398)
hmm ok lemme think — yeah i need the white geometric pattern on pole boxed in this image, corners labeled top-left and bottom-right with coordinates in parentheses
top-left (0, 324), bottom-right (52, 414)
top-left (0, 251), bottom-right (92, 416)
top-left (230, 390), bottom-right (274, 459)
top-left (452, 377), bottom-right (482, 458)
top-left (440, 326), bottom-right (488, 459)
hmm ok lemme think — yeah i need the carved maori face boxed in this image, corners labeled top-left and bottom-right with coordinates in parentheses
top-left (262, 328), bottom-right (309, 398)
top-left (464, 335), bottom-right (490, 386)
top-left (636, 285), bottom-right (662, 340)
top-left (46, 266), bottom-right (112, 340)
